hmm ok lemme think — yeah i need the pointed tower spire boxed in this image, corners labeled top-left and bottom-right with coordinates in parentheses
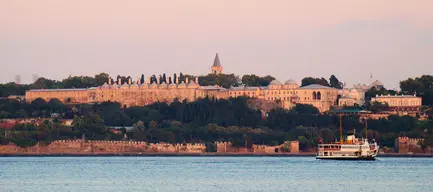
top-left (213, 53), bottom-right (221, 67)
top-left (211, 53), bottom-right (223, 75)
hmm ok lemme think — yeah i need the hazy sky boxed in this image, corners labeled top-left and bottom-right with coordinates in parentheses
top-left (1, 0), bottom-right (433, 89)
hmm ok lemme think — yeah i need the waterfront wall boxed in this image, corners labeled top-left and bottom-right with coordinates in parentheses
top-left (0, 140), bottom-right (301, 155)
top-left (0, 140), bottom-right (206, 154)
top-left (216, 141), bottom-right (299, 154)
top-left (395, 137), bottom-right (424, 153)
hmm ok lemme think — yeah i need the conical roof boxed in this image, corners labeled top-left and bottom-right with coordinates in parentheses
top-left (212, 53), bottom-right (221, 67)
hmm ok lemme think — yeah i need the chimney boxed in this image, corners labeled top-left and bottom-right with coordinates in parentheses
top-left (186, 77), bottom-right (189, 84)
top-left (118, 78), bottom-right (121, 85)
top-left (128, 78), bottom-right (132, 85)
top-left (157, 77), bottom-right (160, 84)
top-left (195, 77), bottom-right (198, 84)
top-left (108, 78), bottom-right (112, 85)
top-left (147, 77), bottom-right (150, 84)
top-left (176, 76), bottom-right (179, 84)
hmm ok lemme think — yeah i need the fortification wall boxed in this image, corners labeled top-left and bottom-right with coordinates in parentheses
top-left (290, 141), bottom-right (300, 153)
top-left (216, 141), bottom-right (300, 154)
top-left (395, 137), bottom-right (424, 153)
top-left (252, 145), bottom-right (279, 153)
top-left (215, 141), bottom-right (249, 152)
top-left (0, 140), bottom-right (206, 154)
top-left (252, 141), bottom-right (299, 153)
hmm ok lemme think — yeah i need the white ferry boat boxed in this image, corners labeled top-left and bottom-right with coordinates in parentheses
top-left (316, 115), bottom-right (379, 160)
top-left (316, 135), bottom-right (379, 160)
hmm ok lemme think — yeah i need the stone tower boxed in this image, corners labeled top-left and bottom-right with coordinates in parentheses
top-left (211, 53), bottom-right (223, 75)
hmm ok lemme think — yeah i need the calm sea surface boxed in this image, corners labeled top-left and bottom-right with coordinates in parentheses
top-left (0, 156), bottom-right (432, 192)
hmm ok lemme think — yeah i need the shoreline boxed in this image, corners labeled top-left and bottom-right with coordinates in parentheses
top-left (0, 152), bottom-right (431, 157)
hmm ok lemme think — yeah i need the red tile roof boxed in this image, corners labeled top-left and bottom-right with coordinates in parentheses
top-left (0, 123), bottom-right (15, 129)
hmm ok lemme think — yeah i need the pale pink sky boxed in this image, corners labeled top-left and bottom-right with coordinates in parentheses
top-left (1, 0), bottom-right (433, 89)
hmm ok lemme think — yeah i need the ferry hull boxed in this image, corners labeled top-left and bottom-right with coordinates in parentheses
top-left (316, 156), bottom-right (376, 161)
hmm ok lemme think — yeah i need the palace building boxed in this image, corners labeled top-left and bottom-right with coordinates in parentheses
top-left (371, 94), bottom-right (422, 107)
top-left (25, 54), bottom-right (340, 112)
top-left (228, 80), bottom-right (339, 112)
top-left (26, 76), bottom-right (229, 108)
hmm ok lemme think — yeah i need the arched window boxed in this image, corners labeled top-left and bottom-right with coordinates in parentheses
top-left (317, 92), bottom-right (322, 100)
top-left (312, 92), bottom-right (317, 100)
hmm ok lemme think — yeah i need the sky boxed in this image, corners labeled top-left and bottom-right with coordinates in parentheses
top-left (1, 0), bottom-right (433, 89)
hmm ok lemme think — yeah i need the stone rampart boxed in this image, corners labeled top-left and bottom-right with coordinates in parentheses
top-left (252, 141), bottom-right (299, 154)
top-left (0, 140), bottom-right (206, 154)
top-left (395, 137), bottom-right (424, 153)
top-left (216, 141), bottom-right (300, 153)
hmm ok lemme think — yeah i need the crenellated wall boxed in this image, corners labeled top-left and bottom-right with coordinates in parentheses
top-left (0, 140), bottom-right (302, 154)
top-left (0, 140), bottom-right (206, 154)
top-left (395, 137), bottom-right (424, 153)
top-left (216, 141), bottom-right (299, 153)
top-left (215, 141), bottom-right (249, 153)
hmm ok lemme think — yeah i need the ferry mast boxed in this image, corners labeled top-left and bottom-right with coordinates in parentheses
top-left (339, 114), bottom-right (343, 144)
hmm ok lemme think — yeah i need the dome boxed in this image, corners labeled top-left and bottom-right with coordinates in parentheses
top-left (188, 81), bottom-right (199, 88)
top-left (284, 79), bottom-right (297, 85)
top-left (269, 80), bottom-right (282, 85)
top-left (188, 81), bottom-right (197, 85)
top-left (111, 83), bottom-right (119, 89)
top-left (371, 80), bottom-right (383, 87)
top-left (177, 82), bottom-right (187, 88)
top-left (350, 89), bottom-right (358, 93)
top-left (121, 83), bottom-right (129, 89)
top-left (101, 83), bottom-right (109, 89)
top-left (159, 82), bottom-right (168, 89)
top-left (360, 85), bottom-right (369, 91)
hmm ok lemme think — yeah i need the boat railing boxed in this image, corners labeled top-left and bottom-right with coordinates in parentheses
top-left (317, 148), bottom-right (340, 151)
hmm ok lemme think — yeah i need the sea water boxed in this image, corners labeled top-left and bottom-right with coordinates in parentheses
top-left (0, 157), bottom-right (432, 192)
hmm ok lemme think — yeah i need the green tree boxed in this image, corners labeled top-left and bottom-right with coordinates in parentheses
top-left (130, 120), bottom-right (147, 141)
top-left (291, 104), bottom-right (320, 114)
top-left (329, 75), bottom-right (343, 89)
top-left (148, 120), bottom-right (159, 142)
top-left (319, 128), bottom-right (335, 143)
top-left (14, 109), bottom-right (28, 118)
top-left (241, 75), bottom-right (275, 86)
top-left (365, 87), bottom-right (397, 101)
top-left (198, 73), bottom-right (240, 88)
top-left (367, 101), bottom-right (389, 113)
top-left (29, 77), bottom-right (62, 89)
top-left (301, 77), bottom-right (330, 87)
top-left (95, 73), bottom-right (110, 86)
top-left (72, 114), bottom-right (106, 140)
top-left (400, 75), bottom-right (433, 105)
